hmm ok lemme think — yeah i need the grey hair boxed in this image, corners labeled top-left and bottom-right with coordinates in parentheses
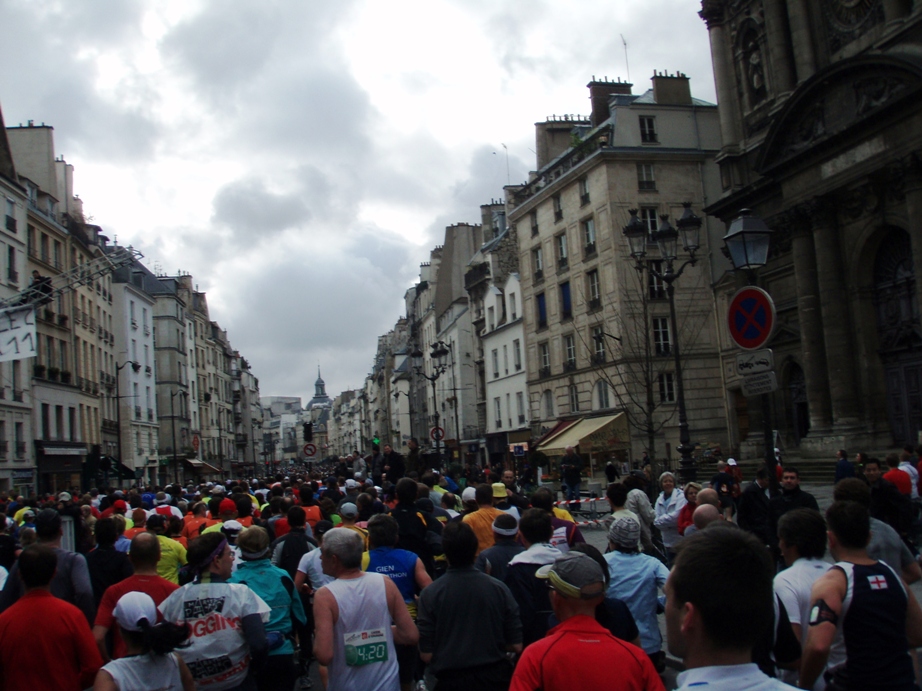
top-left (321, 528), bottom-right (364, 569)
top-left (659, 471), bottom-right (676, 484)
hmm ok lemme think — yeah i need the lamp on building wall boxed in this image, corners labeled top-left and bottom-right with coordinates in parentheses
top-left (623, 203), bottom-right (702, 483)
top-left (722, 209), bottom-right (776, 482)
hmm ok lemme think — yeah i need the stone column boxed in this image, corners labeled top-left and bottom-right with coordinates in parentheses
top-left (811, 200), bottom-right (861, 426)
top-left (790, 216), bottom-right (833, 430)
top-left (904, 158), bottom-right (922, 315)
top-left (764, 0), bottom-right (796, 94)
top-left (786, 0), bottom-right (816, 83)
top-left (700, 2), bottom-right (743, 148)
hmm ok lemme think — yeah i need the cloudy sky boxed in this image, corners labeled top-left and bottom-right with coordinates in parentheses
top-left (0, 0), bottom-right (715, 403)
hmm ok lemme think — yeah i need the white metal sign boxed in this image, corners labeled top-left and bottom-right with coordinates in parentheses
top-left (735, 349), bottom-right (774, 377)
top-left (740, 371), bottom-right (779, 397)
top-left (0, 307), bottom-right (36, 362)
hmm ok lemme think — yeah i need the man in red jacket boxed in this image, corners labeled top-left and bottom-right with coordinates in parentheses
top-left (0, 545), bottom-right (102, 690)
top-left (510, 551), bottom-right (662, 691)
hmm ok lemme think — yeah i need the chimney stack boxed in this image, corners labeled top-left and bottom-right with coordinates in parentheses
top-left (587, 76), bottom-right (633, 127)
top-left (651, 71), bottom-right (692, 106)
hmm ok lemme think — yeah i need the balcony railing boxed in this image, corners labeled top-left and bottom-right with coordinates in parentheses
top-left (147, 408), bottom-right (154, 421)
top-left (15, 442), bottom-right (26, 458)
top-left (12, 390), bottom-right (22, 402)
top-left (134, 405), bottom-right (142, 419)
top-left (4, 215), bottom-right (15, 233)
top-left (539, 366), bottom-right (551, 379)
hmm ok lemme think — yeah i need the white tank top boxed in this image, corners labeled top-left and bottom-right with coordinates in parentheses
top-left (102, 652), bottom-right (184, 691)
top-left (325, 572), bottom-right (399, 691)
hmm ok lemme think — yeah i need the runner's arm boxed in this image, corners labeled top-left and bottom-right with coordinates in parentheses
top-left (414, 556), bottom-right (433, 590)
top-left (386, 575), bottom-right (419, 646)
top-left (178, 656), bottom-right (195, 691)
top-left (92, 624), bottom-right (111, 663)
top-left (91, 669), bottom-right (117, 691)
top-left (799, 570), bottom-right (844, 689)
top-left (294, 568), bottom-right (312, 595)
top-left (313, 587), bottom-right (336, 666)
top-left (905, 579), bottom-right (922, 647)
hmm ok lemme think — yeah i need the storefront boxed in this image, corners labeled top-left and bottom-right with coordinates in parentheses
top-left (35, 441), bottom-right (87, 495)
top-left (534, 413), bottom-right (631, 479)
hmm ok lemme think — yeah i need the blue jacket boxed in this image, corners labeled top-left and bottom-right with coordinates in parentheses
top-left (230, 559), bottom-right (306, 656)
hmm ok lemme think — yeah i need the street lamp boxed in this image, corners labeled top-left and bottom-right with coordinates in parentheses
top-left (115, 360), bottom-right (141, 487)
top-left (722, 209), bottom-right (776, 482)
top-left (623, 203), bottom-right (702, 483)
top-left (412, 341), bottom-right (450, 470)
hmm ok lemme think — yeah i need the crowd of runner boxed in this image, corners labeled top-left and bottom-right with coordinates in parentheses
top-left (0, 446), bottom-right (919, 690)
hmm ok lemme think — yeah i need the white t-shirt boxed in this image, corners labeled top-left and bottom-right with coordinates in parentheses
top-left (773, 557), bottom-right (836, 690)
top-left (298, 549), bottom-right (334, 590)
top-left (159, 581), bottom-right (270, 691)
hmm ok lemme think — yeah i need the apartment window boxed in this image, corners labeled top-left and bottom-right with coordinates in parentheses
top-left (144, 344), bottom-right (150, 366)
top-left (131, 339), bottom-right (138, 361)
top-left (494, 397), bottom-right (502, 428)
top-left (487, 306), bottom-right (495, 331)
top-left (592, 325), bottom-right (606, 363)
top-left (3, 199), bottom-right (13, 234)
top-left (641, 208), bottom-right (659, 242)
top-left (530, 210), bottom-right (539, 237)
top-left (130, 300), bottom-right (136, 321)
top-left (53, 240), bottom-right (62, 269)
top-left (69, 407), bottom-right (77, 441)
top-left (596, 380), bottom-right (611, 409)
top-left (579, 177), bottom-right (590, 206)
top-left (536, 293), bottom-right (547, 329)
top-left (492, 349), bottom-right (499, 378)
top-left (55, 406), bottom-right (64, 441)
top-left (14, 423), bottom-right (23, 457)
top-left (564, 335), bottom-right (576, 369)
top-left (560, 282), bottom-right (572, 320)
top-left (503, 344), bottom-right (509, 374)
top-left (659, 372), bottom-right (676, 402)
top-left (6, 246), bottom-right (15, 283)
top-left (543, 389), bottom-right (554, 418)
top-left (587, 270), bottom-right (601, 308)
top-left (556, 233), bottom-right (568, 268)
top-left (583, 218), bottom-right (596, 255)
top-left (638, 164), bottom-right (656, 191)
top-left (639, 116), bottom-right (658, 143)
top-left (553, 195), bottom-right (563, 222)
top-left (653, 317), bottom-right (672, 355)
top-left (532, 247), bottom-right (544, 280)
top-left (513, 339), bottom-right (522, 371)
top-left (516, 392), bottom-right (525, 424)
top-left (539, 342), bottom-right (550, 376)
top-left (41, 404), bottom-right (50, 440)
top-left (509, 293), bottom-right (517, 320)
top-left (569, 385), bottom-right (580, 413)
top-left (648, 260), bottom-right (666, 299)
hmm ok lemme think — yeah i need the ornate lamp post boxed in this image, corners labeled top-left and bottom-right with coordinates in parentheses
top-left (722, 209), bottom-right (775, 480)
top-left (623, 202), bottom-right (703, 483)
top-left (412, 341), bottom-right (450, 470)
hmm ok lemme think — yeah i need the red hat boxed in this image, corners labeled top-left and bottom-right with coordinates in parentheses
top-left (219, 498), bottom-right (237, 514)
top-left (113, 499), bottom-right (128, 512)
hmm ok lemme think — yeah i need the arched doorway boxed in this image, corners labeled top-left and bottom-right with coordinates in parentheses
top-left (874, 227), bottom-right (922, 446)
top-left (785, 363), bottom-right (809, 446)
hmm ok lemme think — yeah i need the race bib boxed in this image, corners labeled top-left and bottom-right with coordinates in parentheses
top-left (343, 628), bottom-right (389, 667)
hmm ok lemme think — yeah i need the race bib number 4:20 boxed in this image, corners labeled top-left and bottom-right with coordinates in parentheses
top-left (344, 628), bottom-right (389, 666)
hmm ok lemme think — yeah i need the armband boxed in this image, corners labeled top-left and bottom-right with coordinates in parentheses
top-left (808, 599), bottom-right (838, 626)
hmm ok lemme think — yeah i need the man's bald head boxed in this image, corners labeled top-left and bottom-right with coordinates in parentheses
top-left (129, 531), bottom-right (161, 570)
top-left (695, 488), bottom-right (720, 508)
top-left (692, 503), bottom-right (722, 530)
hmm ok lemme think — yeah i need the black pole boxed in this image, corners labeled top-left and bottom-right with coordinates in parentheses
top-left (432, 377), bottom-right (440, 471)
top-left (665, 274), bottom-right (696, 483)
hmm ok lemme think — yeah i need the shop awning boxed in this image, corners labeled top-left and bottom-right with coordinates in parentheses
top-left (184, 459), bottom-right (221, 474)
top-left (535, 413), bottom-right (630, 456)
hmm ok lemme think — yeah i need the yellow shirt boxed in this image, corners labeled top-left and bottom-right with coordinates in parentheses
top-left (462, 507), bottom-right (504, 555)
top-left (155, 534), bottom-right (187, 584)
top-left (553, 506), bottom-right (574, 522)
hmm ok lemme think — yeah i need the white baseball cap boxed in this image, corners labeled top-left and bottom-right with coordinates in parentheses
top-left (113, 591), bottom-right (157, 632)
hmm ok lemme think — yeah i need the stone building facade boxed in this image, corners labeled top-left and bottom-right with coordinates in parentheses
top-left (506, 73), bottom-right (728, 470)
top-left (700, 0), bottom-right (922, 455)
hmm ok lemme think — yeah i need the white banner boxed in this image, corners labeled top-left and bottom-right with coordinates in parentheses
top-left (0, 307), bottom-right (36, 362)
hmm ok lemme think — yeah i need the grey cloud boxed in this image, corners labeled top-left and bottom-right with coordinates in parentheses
top-left (212, 178), bottom-right (311, 238)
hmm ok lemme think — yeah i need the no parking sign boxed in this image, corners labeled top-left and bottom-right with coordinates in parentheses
top-left (727, 287), bottom-right (776, 351)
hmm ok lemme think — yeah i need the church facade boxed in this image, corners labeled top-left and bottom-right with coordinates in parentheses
top-left (700, 0), bottom-right (922, 455)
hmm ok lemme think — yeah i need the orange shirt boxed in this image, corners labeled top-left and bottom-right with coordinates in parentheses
top-left (462, 507), bottom-right (504, 555)
top-left (123, 527), bottom-right (146, 541)
top-left (181, 517), bottom-right (211, 540)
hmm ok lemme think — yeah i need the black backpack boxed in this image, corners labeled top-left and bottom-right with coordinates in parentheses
top-left (277, 531), bottom-right (314, 580)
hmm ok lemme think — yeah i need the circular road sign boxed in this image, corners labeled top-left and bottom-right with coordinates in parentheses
top-left (430, 426), bottom-right (445, 442)
top-left (727, 286), bottom-right (776, 351)
top-left (303, 443), bottom-right (317, 457)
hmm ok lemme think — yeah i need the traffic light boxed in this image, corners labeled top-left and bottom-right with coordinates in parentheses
top-left (304, 422), bottom-right (313, 442)
top-left (373, 435), bottom-right (380, 446)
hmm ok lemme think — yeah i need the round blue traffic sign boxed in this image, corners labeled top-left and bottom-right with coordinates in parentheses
top-left (727, 286), bottom-right (776, 350)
